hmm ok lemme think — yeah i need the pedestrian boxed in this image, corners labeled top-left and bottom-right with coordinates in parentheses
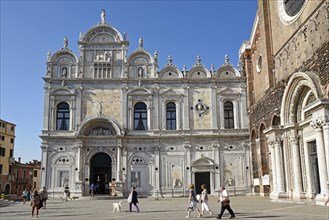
top-left (216, 186), bottom-right (235, 219)
top-left (31, 189), bottom-right (41, 217)
top-left (200, 184), bottom-right (213, 216)
top-left (185, 184), bottom-right (202, 218)
top-left (63, 185), bottom-right (70, 201)
top-left (21, 189), bottom-right (28, 204)
top-left (128, 186), bottom-right (140, 213)
top-left (40, 186), bottom-right (48, 209)
top-left (90, 183), bottom-right (95, 197)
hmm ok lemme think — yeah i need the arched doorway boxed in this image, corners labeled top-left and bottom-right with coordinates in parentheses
top-left (90, 153), bottom-right (112, 195)
top-left (5, 184), bottom-right (10, 195)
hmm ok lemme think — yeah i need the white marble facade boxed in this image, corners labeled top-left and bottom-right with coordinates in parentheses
top-left (40, 10), bottom-right (250, 197)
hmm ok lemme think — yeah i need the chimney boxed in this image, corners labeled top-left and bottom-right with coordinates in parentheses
top-left (18, 157), bottom-right (21, 163)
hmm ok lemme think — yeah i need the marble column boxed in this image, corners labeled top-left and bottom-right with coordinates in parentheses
top-left (274, 138), bottom-right (284, 193)
top-left (269, 143), bottom-right (277, 193)
top-left (311, 120), bottom-right (328, 195)
top-left (116, 144), bottom-right (122, 181)
top-left (290, 135), bottom-right (303, 198)
top-left (322, 122), bottom-right (329, 180)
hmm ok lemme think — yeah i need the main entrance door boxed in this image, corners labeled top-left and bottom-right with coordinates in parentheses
top-left (90, 153), bottom-right (112, 195)
top-left (195, 172), bottom-right (211, 194)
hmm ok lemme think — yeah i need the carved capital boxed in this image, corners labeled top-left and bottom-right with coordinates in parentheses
top-left (290, 136), bottom-right (299, 145)
top-left (311, 119), bottom-right (325, 129)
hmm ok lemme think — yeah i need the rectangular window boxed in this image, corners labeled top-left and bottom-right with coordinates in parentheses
top-left (16, 169), bottom-right (19, 179)
top-left (0, 147), bottom-right (5, 156)
top-left (9, 149), bottom-right (13, 157)
top-left (0, 164), bottom-right (3, 174)
top-left (34, 170), bottom-right (38, 177)
top-left (9, 165), bottom-right (12, 175)
top-left (23, 170), bottom-right (26, 178)
top-left (10, 138), bottom-right (14, 144)
top-left (11, 126), bottom-right (14, 131)
top-left (1, 136), bottom-right (4, 141)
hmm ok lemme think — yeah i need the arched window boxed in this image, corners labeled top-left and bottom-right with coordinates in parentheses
top-left (284, 0), bottom-right (305, 16)
top-left (134, 102), bottom-right (147, 130)
top-left (56, 102), bottom-right (70, 130)
top-left (224, 101), bottom-right (234, 129)
top-left (166, 102), bottom-right (176, 130)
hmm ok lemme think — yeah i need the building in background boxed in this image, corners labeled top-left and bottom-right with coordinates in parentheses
top-left (240, 0), bottom-right (328, 203)
top-left (11, 159), bottom-right (41, 198)
top-left (40, 9), bottom-right (250, 198)
top-left (0, 119), bottom-right (16, 195)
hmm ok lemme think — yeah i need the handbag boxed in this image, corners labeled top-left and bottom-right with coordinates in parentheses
top-left (127, 193), bottom-right (132, 203)
top-left (223, 199), bottom-right (230, 207)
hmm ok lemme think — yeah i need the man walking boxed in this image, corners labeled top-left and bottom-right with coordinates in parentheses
top-left (217, 186), bottom-right (235, 219)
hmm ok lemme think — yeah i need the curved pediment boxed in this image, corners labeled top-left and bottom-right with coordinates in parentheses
top-left (191, 156), bottom-right (214, 167)
top-left (78, 117), bottom-right (125, 136)
top-left (158, 66), bottom-right (183, 79)
top-left (83, 26), bottom-right (123, 43)
top-left (216, 65), bottom-right (240, 78)
top-left (188, 66), bottom-right (211, 79)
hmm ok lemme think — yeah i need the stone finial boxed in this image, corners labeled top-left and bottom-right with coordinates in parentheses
top-left (47, 51), bottom-right (51, 62)
top-left (167, 55), bottom-right (173, 66)
top-left (100, 9), bottom-right (107, 24)
top-left (183, 65), bottom-right (187, 73)
top-left (139, 36), bottom-right (143, 48)
top-left (196, 55), bottom-right (201, 65)
top-left (211, 64), bottom-right (215, 73)
top-left (79, 32), bottom-right (83, 41)
top-left (224, 54), bottom-right (230, 65)
top-left (154, 50), bottom-right (158, 62)
top-left (63, 36), bottom-right (68, 48)
top-left (123, 32), bottom-right (127, 41)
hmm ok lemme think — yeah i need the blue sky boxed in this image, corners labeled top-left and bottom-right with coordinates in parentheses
top-left (0, 0), bottom-right (257, 163)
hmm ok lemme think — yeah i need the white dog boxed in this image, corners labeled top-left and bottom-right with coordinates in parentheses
top-left (112, 201), bottom-right (122, 212)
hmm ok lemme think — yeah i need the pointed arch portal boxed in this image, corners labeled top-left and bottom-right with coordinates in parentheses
top-left (90, 153), bottom-right (112, 194)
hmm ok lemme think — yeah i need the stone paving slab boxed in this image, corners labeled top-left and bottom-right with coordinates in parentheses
top-left (1, 196), bottom-right (328, 219)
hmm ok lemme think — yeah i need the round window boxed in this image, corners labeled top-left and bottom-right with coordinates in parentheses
top-left (277, 0), bottom-right (307, 25)
top-left (256, 54), bottom-right (262, 73)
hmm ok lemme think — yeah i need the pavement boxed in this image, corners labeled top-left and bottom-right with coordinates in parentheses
top-left (0, 196), bottom-right (328, 220)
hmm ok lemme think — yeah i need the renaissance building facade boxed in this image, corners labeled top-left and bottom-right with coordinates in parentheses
top-left (240, 0), bottom-right (329, 203)
top-left (40, 10), bottom-right (250, 197)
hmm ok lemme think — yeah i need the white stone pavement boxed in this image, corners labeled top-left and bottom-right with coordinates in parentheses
top-left (1, 196), bottom-right (328, 220)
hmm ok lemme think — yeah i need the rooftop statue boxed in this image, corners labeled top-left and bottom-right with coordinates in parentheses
top-left (63, 36), bottom-right (68, 49)
top-left (224, 54), bottom-right (230, 65)
top-left (100, 9), bottom-right (107, 24)
top-left (139, 36), bottom-right (143, 48)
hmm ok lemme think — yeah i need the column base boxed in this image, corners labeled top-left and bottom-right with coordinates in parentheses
top-left (293, 192), bottom-right (306, 199)
top-left (270, 191), bottom-right (289, 199)
top-left (315, 194), bottom-right (328, 206)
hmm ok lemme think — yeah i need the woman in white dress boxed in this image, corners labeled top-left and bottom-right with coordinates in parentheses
top-left (200, 184), bottom-right (213, 216)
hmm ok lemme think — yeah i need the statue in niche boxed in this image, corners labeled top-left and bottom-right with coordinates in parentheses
top-left (62, 67), bottom-right (68, 78)
top-left (104, 51), bottom-right (111, 62)
top-left (138, 67), bottom-right (144, 78)
top-left (98, 102), bottom-right (103, 116)
top-left (63, 36), bottom-right (68, 48)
